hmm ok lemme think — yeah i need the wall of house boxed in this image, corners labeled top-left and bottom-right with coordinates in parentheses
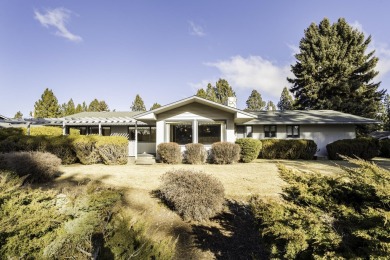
top-left (155, 103), bottom-right (235, 148)
top-left (249, 124), bottom-right (356, 157)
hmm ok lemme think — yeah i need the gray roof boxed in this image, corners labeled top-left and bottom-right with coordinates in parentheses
top-left (64, 111), bottom-right (143, 119)
top-left (370, 131), bottom-right (390, 139)
top-left (62, 111), bottom-right (145, 126)
top-left (244, 110), bottom-right (380, 125)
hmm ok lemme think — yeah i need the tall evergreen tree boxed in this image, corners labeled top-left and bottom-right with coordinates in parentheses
top-left (265, 101), bottom-right (277, 111)
top-left (383, 94), bottom-right (390, 130)
top-left (205, 83), bottom-right (218, 103)
top-left (246, 89), bottom-right (266, 111)
top-left (196, 88), bottom-right (207, 99)
top-left (277, 87), bottom-right (294, 111)
top-left (150, 103), bottom-right (161, 110)
top-left (215, 79), bottom-right (236, 105)
top-left (288, 18), bottom-right (385, 121)
top-left (61, 98), bottom-right (76, 116)
top-left (131, 94), bottom-right (146, 111)
top-left (88, 99), bottom-right (109, 112)
top-left (34, 88), bottom-right (61, 118)
top-left (13, 111), bottom-right (23, 119)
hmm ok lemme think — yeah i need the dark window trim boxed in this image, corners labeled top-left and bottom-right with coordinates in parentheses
top-left (264, 125), bottom-right (277, 138)
top-left (286, 125), bottom-right (300, 138)
top-left (128, 126), bottom-right (156, 142)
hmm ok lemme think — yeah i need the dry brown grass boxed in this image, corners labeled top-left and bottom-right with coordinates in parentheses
top-left (54, 158), bottom-right (390, 259)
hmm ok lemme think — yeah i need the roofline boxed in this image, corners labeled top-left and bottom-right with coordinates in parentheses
top-left (133, 95), bottom-right (257, 119)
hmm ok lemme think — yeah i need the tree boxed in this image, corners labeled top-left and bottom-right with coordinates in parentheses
top-left (265, 101), bottom-right (276, 111)
top-left (13, 111), bottom-right (23, 119)
top-left (34, 88), bottom-right (61, 118)
top-left (277, 87), bottom-right (294, 111)
top-left (195, 80), bottom-right (234, 104)
top-left (288, 18), bottom-right (385, 121)
top-left (61, 98), bottom-right (76, 116)
top-left (246, 89), bottom-right (266, 111)
top-left (150, 103), bottom-right (161, 110)
top-left (215, 79), bottom-right (236, 105)
top-left (88, 99), bottom-right (109, 112)
top-left (383, 94), bottom-right (390, 130)
top-left (131, 94), bottom-right (146, 111)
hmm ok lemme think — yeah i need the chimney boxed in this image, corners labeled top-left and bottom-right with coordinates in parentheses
top-left (226, 97), bottom-right (237, 108)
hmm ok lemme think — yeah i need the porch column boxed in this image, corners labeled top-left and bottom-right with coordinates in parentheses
top-left (62, 121), bottom-right (66, 135)
top-left (98, 123), bottom-right (102, 136)
top-left (193, 120), bottom-right (198, 143)
top-left (134, 122), bottom-right (138, 159)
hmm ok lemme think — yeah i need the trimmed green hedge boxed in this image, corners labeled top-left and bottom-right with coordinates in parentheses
top-left (0, 130), bottom-right (128, 165)
top-left (235, 138), bottom-right (262, 163)
top-left (326, 137), bottom-right (379, 160)
top-left (259, 139), bottom-right (317, 160)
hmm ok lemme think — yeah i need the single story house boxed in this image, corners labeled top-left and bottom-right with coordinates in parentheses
top-left (60, 96), bottom-right (380, 158)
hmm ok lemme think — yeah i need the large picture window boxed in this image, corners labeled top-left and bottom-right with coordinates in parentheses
top-left (170, 123), bottom-right (192, 145)
top-left (198, 123), bottom-right (221, 144)
top-left (129, 126), bottom-right (156, 142)
top-left (287, 125), bottom-right (300, 138)
top-left (264, 125), bottom-right (277, 138)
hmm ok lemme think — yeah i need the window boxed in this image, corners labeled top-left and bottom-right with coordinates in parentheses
top-left (236, 125), bottom-right (253, 138)
top-left (102, 126), bottom-right (111, 136)
top-left (198, 123), bottom-right (221, 144)
top-left (170, 123), bottom-right (192, 144)
top-left (89, 126), bottom-right (99, 135)
top-left (287, 125), bottom-right (300, 138)
top-left (264, 125), bottom-right (277, 138)
top-left (128, 126), bottom-right (156, 142)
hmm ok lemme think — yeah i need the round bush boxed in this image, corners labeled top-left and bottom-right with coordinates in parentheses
top-left (235, 138), bottom-right (262, 163)
top-left (326, 138), bottom-right (379, 160)
top-left (159, 169), bottom-right (225, 221)
top-left (184, 143), bottom-right (207, 164)
top-left (211, 142), bottom-right (241, 164)
top-left (157, 142), bottom-right (182, 164)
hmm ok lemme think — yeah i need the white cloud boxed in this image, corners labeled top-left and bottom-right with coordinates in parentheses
top-left (34, 7), bottom-right (82, 42)
top-left (287, 44), bottom-right (299, 57)
top-left (188, 21), bottom-right (205, 37)
top-left (205, 56), bottom-right (291, 98)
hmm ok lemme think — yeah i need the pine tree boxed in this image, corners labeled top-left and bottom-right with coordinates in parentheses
top-left (131, 94), bottom-right (146, 111)
top-left (277, 87), bottom-right (294, 111)
top-left (265, 101), bottom-right (276, 111)
top-left (205, 83), bottom-right (218, 103)
top-left (215, 79), bottom-right (236, 105)
top-left (383, 94), bottom-right (390, 130)
top-left (150, 103), bottom-right (161, 110)
top-left (13, 111), bottom-right (23, 119)
top-left (34, 88), bottom-right (61, 118)
top-left (246, 89), bottom-right (266, 111)
top-left (88, 99), bottom-right (109, 112)
top-left (61, 99), bottom-right (76, 116)
top-left (196, 89), bottom-right (207, 99)
top-left (288, 18), bottom-right (385, 121)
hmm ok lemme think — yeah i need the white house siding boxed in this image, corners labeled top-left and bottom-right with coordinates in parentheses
top-left (155, 103), bottom-right (235, 148)
top-left (247, 124), bottom-right (355, 157)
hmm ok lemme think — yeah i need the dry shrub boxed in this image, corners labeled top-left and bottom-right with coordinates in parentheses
top-left (71, 136), bottom-right (101, 164)
top-left (95, 136), bottom-right (128, 165)
top-left (159, 169), bottom-right (225, 221)
top-left (184, 143), bottom-right (207, 164)
top-left (211, 142), bottom-right (241, 164)
top-left (157, 142), bottom-right (182, 164)
top-left (0, 151), bottom-right (61, 183)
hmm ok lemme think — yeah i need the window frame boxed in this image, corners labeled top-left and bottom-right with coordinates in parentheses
top-left (198, 121), bottom-right (223, 144)
top-left (236, 125), bottom-right (253, 138)
top-left (128, 126), bottom-right (156, 142)
top-left (264, 125), bottom-right (277, 138)
top-left (286, 125), bottom-right (300, 138)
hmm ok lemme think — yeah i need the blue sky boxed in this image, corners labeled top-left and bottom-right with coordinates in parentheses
top-left (1, 0), bottom-right (390, 117)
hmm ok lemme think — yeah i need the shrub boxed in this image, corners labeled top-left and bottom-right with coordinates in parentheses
top-left (235, 138), bottom-right (262, 163)
top-left (95, 136), bottom-right (128, 165)
top-left (250, 158), bottom-right (390, 259)
top-left (380, 139), bottom-right (390, 158)
top-left (157, 142), bottom-right (182, 164)
top-left (0, 151), bottom-right (61, 182)
top-left (184, 143), bottom-right (207, 164)
top-left (159, 169), bottom-right (225, 221)
top-left (71, 136), bottom-right (101, 164)
top-left (259, 139), bottom-right (317, 160)
top-left (326, 137), bottom-right (379, 160)
top-left (210, 142), bottom-right (240, 164)
top-left (0, 127), bottom-right (24, 141)
top-left (46, 136), bottom-right (78, 164)
top-left (28, 126), bottom-right (80, 136)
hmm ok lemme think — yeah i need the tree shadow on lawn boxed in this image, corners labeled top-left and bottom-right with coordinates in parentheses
top-left (192, 200), bottom-right (268, 260)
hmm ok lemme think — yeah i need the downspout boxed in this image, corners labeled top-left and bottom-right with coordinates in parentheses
top-left (135, 121), bottom-right (138, 159)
